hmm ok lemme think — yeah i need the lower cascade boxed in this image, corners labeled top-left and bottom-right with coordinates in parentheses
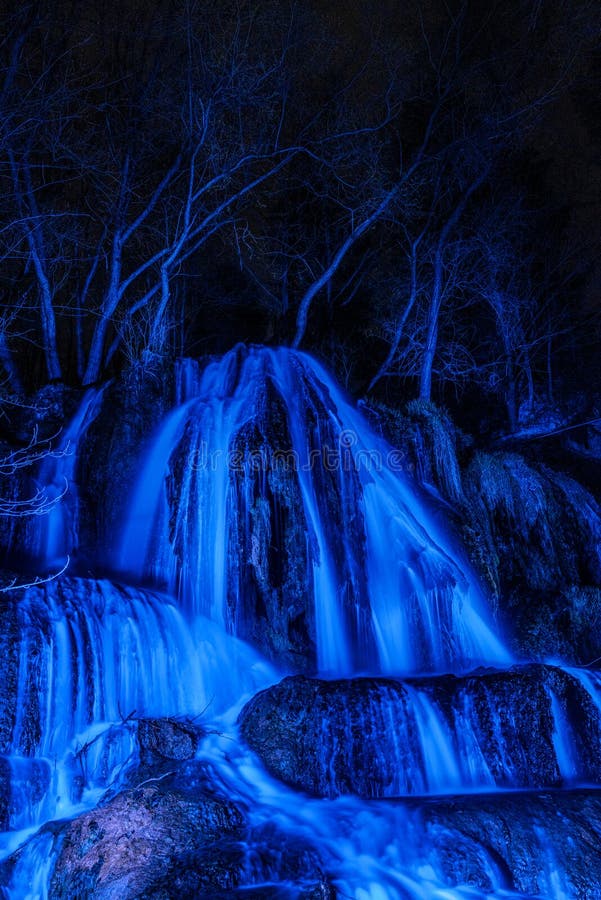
top-left (1, 345), bottom-right (601, 899)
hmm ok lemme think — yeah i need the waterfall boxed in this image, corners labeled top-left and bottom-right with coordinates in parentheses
top-left (28, 387), bottom-right (106, 569)
top-left (238, 665), bottom-right (601, 799)
top-left (118, 345), bottom-right (509, 674)
top-left (0, 577), bottom-right (274, 850)
top-left (5, 345), bottom-right (601, 899)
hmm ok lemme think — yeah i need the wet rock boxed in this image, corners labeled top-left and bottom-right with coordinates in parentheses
top-left (47, 761), bottom-right (334, 899)
top-left (133, 824), bottom-right (336, 898)
top-left (0, 575), bottom-right (238, 758)
top-left (136, 842), bottom-right (247, 897)
top-left (137, 718), bottom-right (206, 762)
top-left (0, 594), bottom-right (19, 753)
top-left (239, 666), bottom-right (601, 798)
top-left (0, 578), bottom-right (126, 755)
top-left (463, 452), bottom-right (601, 649)
top-left (49, 775), bottom-right (245, 899)
top-left (364, 399), bottom-right (468, 507)
top-left (240, 675), bottom-right (408, 798)
top-left (78, 370), bottom-right (171, 565)
top-left (365, 403), bottom-right (601, 664)
top-left (0, 756), bottom-right (51, 831)
top-left (206, 884), bottom-right (336, 899)
top-left (225, 388), bottom-right (318, 671)
top-left (0, 759), bottom-right (9, 830)
top-left (165, 357), bottom-right (374, 672)
top-left (243, 822), bottom-right (332, 889)
top-left (418, 789), bottom-right (601, 897)
top-left (508, 584), bottom-right (601, 666)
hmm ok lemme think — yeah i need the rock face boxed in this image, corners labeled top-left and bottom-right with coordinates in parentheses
top-left (367, 399), bottom-right (467, 506)
top-left (0, 573), bottom-right (275, 845)
top-left (224, 386), bottom-right (320, 671)
top-left (49, 764), bottom-right (245, 899)
top-left (463, 452), bottom-right (601, 662)
top-left (114, 347), bottom-right (507, 677)
top-left (137, 718), bottom-right (206, 763)
top-left (78, 371), bottom-right (171, 564)
top-left (4, 356), bottom-right (601, 899)
top-left (239, 666), bottom-right (601, 799)
top-left (417, 789), bottom-right (601, 898)
top-left (366, 400), bottom-right (601, 665)
top-left (164, 361), bottom-right (372, 672)
top-left (464, 451), bottom-right (601, 595)
top-left (0, 577), bottom-right (196, 757)
top-left (0, 574), bottom-right (270, 759)
top-left (48, 762), bottom-right (333, 900)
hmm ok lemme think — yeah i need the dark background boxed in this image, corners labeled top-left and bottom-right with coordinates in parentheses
top-left (1, 0), bottom-right (600, 434)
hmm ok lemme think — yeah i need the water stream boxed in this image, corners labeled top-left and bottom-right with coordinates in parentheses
top-left (1, 346), bottom-right (600, 898)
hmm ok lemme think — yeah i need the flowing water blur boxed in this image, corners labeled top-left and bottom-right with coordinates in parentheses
top-left (2, 347), bottom-right (599, 898)
top-left (118, 346), bottom-right (509, 674)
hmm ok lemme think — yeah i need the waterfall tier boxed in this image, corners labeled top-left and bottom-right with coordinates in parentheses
top-left (119, 345), bottom-right (509, 675)
top-left (2, 346), bottom-right (599, 899)
top-left (0, 576), bottom-right (273, 844)
top-left (239, 666), bottom-right (601, 798)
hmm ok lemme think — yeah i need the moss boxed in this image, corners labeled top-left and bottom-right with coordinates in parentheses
top-left (463, 450), bottom-right (601, 660)
top-left (406, 399), bottom-right (465, 503)
top-left (465, 452), bottom-right (601, 597)
top-left (367, 399), bottom-right (466, 505)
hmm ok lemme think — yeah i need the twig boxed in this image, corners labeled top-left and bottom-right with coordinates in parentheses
top-left (0, 555), bottom-right (70, 593)
top-left (137, 770), bottom-right (176, 788)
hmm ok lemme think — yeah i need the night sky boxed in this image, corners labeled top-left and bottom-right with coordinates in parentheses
top-left (0, 0), bottom-right (600, 429)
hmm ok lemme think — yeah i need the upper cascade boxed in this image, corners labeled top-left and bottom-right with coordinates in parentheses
top-left (119, 344), bottom-right (510, 676)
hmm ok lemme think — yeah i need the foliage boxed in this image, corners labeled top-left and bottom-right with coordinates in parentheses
top-left (0, 0), bottom-right (596, 419)
top-left (464, 451), bottom-right (601, 598)
top-left (405, 399), bottom-right (465, 504)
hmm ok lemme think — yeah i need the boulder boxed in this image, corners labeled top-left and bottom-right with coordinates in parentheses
top-left (239, 666), bottom-right (601, 798)
top-left (49, 764), bottom-right (245, 899)
top-left (47, 762), bottom-right (334, 899)
top-left (137, 718), bottom-right (206, 763)
top-left (418, 789), bottom-right (601, 897)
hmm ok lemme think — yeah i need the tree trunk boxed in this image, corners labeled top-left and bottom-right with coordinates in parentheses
top-left (368, 239), bottom-right (420, 393)
top-left (505, 354), bottom-right (518, 432)
top-left (546, 335), bottom-right (554, 403)
top-left (38, 279), bottom-right (62, 381)
top-left (418, 248), bottom-right (443, 402)
top-left (16, 157), bottom-right (62, 382)
top-left (82, 238), bottom-right (123, 385)
top-left (83, 322), bottom-right (107, 386)
top-left (293, 184), bottom-right (400, 348)
top-left (418, 170), bottom-right (488, 402)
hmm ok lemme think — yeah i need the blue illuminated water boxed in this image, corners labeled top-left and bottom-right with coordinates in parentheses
top-left (29, 386), bottom-right (106, 569)
top-left (119, 345), bottom-right (509, 674)
top-left (2, 345), bottom-right (601, 899)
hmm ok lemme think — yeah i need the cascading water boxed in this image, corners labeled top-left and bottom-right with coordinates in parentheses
top-left (3, 344), bottom-right (601, 900)
top-left (28, 387), bottom-right (106, 569)
top-left (0, 577), bottom-right (274, 862)
top-left (118, 345), bottom-right (509, 674)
